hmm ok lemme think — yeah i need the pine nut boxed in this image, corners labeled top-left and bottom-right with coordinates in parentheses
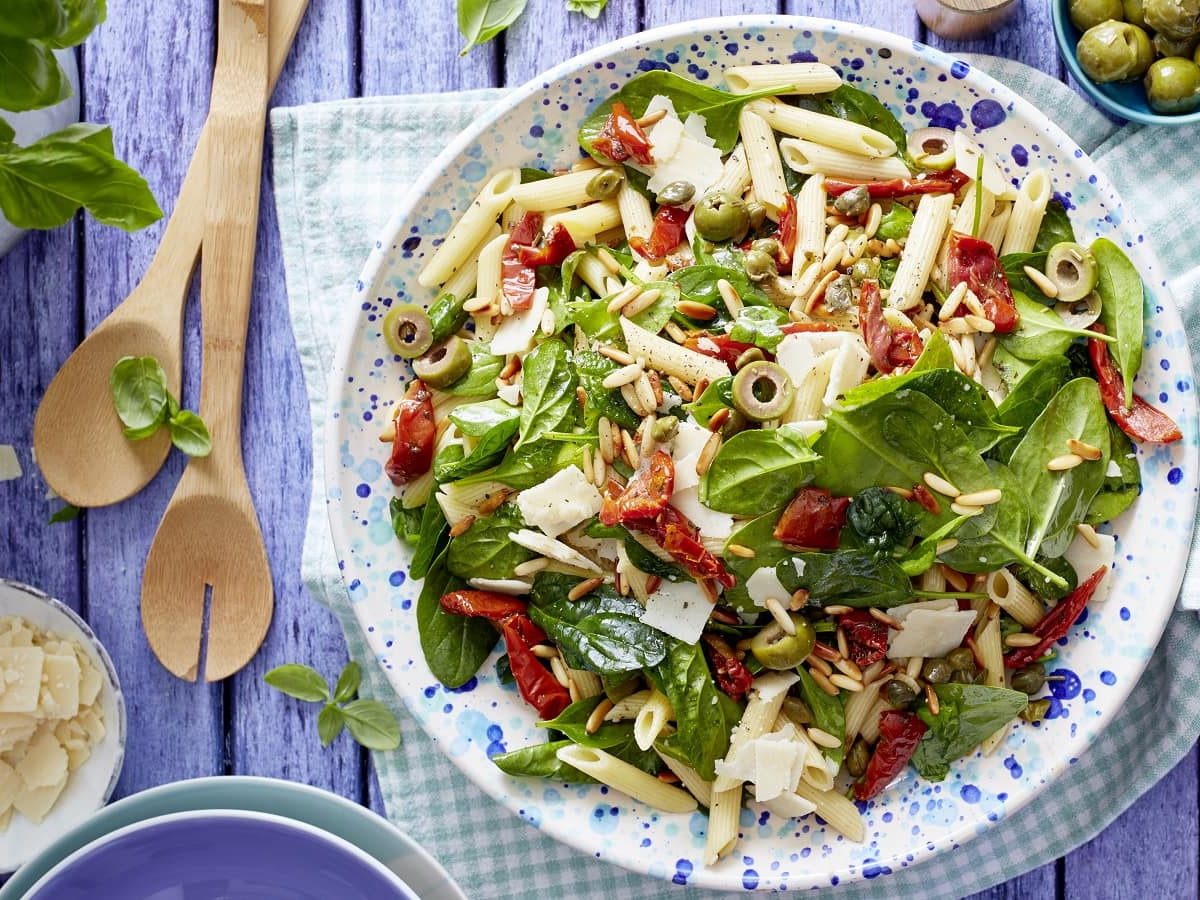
top-left (823, 605), bottom-right (854, 616)
top-left (950, 502), bottom-right (985, 517)
top-left (675, 300), bottom-right (717, 321)
top-left (885, 485), bottom-right (915, 500)
top-left (593, 454), bottom-right (606, 486)
top-left (541, 308), bottom-right (556, 335)
top-left (514, 558), bottom-right (549, 577)
top-left (869, 607), bottom-right (902, 629)
top-left (568, 577), bottom-right (605, 601)
top-left (835, 626), bottom-right (850, 660)
top-left (602, 362), bottom-right (644, 390)
top-left (808, 666), bottom-right (840, 696)
top-left (550, 656), bottom-right (571, 688)
top-left (378, 423), bottom-right (396, 443)
top-left (824, 223), bottom-right (850, 253)
top-left (935, 538), bottom-right (959, 555)
top-left (664, 321), bottom-right (688, 344)
top-left (596, 246), bottom-right (620, 274)
top-left (581, 443), bottom-right (595, 485)
top-left (668, 374), bottom-right (692, 402)
top-left (963, 288), bottom-right (986, 317)
top-left (956, 488), bottom-right (1002, 507)
top-left (606, 283), bottom-right (643, 314)
top-left (707, 407), bottom-right (730, 432)
top-left (811, 642), bottom-right (841, 662)
top-left (586, 698), bottom-right (615, 734)
top-left (977, 336), bottom-right (997, 370)
top-left (765, 597), bottom-right (794, 634)
top-left (789, 588), bottom-right (809, 610)
top-left (726, 544), bottom-right (756, 559)
top-left (830, 673), bottom-right (864, 692)
top-left (1047, 453), bottom-right (1084, 471)
top-left (941, 316), bottom-right (973, 335)
top-left (834, 656), bottom-right (863, 681)
top-left (477, 488), bottom-right (514, 515)
top-left (696, 431), bottom-right (722, 476)
top-left (1077, 522), bottom-right (1102, 549)
top-left (1004, 632), bottom-right (1044, 648)
top-left (1023, 265), bottom-right (1060, 298)
top-left (598, 417), bottom-right (614, 464)
top-left (499, 355), bottom-right (521, 381)
top-left (941, 566), bottom-right (968, 592)
top-left (635, 373), bottom-right (657, 416)
top-left (806, 654), bottom-right (834, 677)
top-left (864, 203), bottom-right (883, 239)
top-left (804, 270), bottom-right (841, 314)
top-left (821, 241), bottom-right (847, 275)
top-left (939, 282), bottom-right (968, 319)
top-left (862, 660), bottom-right (887, 684)
top-left (620, 382), bottom-right (647, 417)
top-left (623, 287), bottom-right (662, 318)
top-left (449, 514), bottom-right (476, 537)
top-left (640, 415), bottom-right (657, 457)
top-left (648, 370), bottom-right (664, 407)
top-left (636, 108), bottom-right (668, 128)
top-left (717, 278), bottom-right (743, 316)
top-left (807, 727), bottom-right (842, 749)
top-left (1067, 438), bottom-right (1103, 460)
top-left (923, 472), bottom-right (961, 498)
top-left (924, 682), bottom-right (940, 716)
top-left (531, 644), bottom-right (559, 659)
top-left (463, 295), bottom-right (493, 313)
top-left (598, 345), bottom-right (635, 365)
top-left (965, 314), bottom-right (996, 333)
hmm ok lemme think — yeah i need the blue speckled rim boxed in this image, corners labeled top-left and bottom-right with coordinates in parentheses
top-left (1051, 0), bottom-right (1200, 127)
top-left (327, 14), bottom-right (1199, 892)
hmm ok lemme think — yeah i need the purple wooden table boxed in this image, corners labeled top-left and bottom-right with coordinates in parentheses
top-left (1, 2), bottom-right (1196, 897)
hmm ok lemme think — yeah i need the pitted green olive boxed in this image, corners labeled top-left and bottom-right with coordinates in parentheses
top-left (694, 192), bottom-right (750, 242)
top-left (586, 168), bottom-right (624, 200)
top-left (1077, 21), bottom-right (1152, 82)
top-left (1153, 31), bottom-right (1200, 58)
top-left (382, 303), bottom-right (434, 359)
top-left (749, 615), bottom-right (816, 669)
top-left (1070, 0), bottom-right (1125, 30)
top-left (656, 180), bottom-right (696, 207)
top-left (412, 336), bottom-right (472, 388)
top-left (907, 127), bottom-right (957, 171)
top-left (1045, 241), bottom-right (1099, 302)
top-left (1145, 56), bottom-right (1200, 112)
top-left (731, 361), bottom-right (794, 422)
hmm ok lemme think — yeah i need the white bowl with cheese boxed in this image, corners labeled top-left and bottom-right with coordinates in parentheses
top-left (0, 579), bottom-right (125, 873)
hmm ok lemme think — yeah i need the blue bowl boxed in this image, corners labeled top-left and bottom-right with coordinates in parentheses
top-left (25, 810), bottom-right (415, 900)
top-left (1052, 0), bottom-right (1200, 125)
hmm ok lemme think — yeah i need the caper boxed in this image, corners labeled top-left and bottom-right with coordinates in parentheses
top-left (751, 238), bottom-right (782, 258)
top-left (922, 658), bottom-right (953, 685)
top-left (412, 336), bottom-right (472, 388)
top-left (734, 347), bottom-right (766, 370)
top-left (656, 179), bottom-right (696, 207)
top-left (1020, 698), bottom-right (1052, 723)
top-left (850, 257), bottom-right (880, 285)
top-left (749, 615), bottom-right (816, 669)
top-left (846, 738), bottom-right (871, 778)
top-left (731, 361), bottom-right (794, 422)
top-left (586, 168), bottom-right (624, 200)
top-left (1011, 663), bottom-right (1047, 695)
top-left (823, 274), bottom-right (854, 311)
top-left (651, 415), bottom-right (679, 442)
top-left (1045, 241), bottom-right (1099, 302)
top-left (743, 249), bottom-right (778, 282)
top-left (833, 184), bottom-right (871, 217)
top-left (382, 303), bottom-right (434, 359)
top-left (694, 192), bottom-right (750, 242)
top-left (1070, 0), bottom-right (1125, 30)
top-left (720, 408), bottom-right (749, 439)
top-left (945, 647), bottom-right (977, 673)
top-left (884, 678), bottom-right (917, 708)
top-left (1145, 56), bottom-right (1200, 114)
top-left (745, 200), bottom-right (768, 231)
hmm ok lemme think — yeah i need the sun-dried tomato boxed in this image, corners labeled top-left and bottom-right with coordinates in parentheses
top-left (516, 223), bottom-right (577, 268)
top-left (1004, 566), bottom-right (1107, 670)
top-left (599, 451), bottom-right (674, 526)
top-left (839, 610), bottom-right (889, 667)
top-left (702, 635), bottom-right (754, 702)
top-left (385, 380), bottom-right (435, 486)
top-left (683, 333), bottom-right (757, 368)
top-left (910, 484), bottom-right (941, 515)
top-left (1087, 328), bottom-right (1182, 444)
top-left (945, 232), bottom-right (1018, 334)
top-left (855, 710), bottom-right (927, 801)
top-left (632, 205), bottom-right (689, 260)
top-left (775, 193), bottom-right (797, 269)
top-left (824, 169), bottom-right (969, 199)
top-left (859, 279), bottom-right (923, 374)
top-left (773, 487), bottom-right (850, 550)
top-left (591, 101), bottom-right (653, 165)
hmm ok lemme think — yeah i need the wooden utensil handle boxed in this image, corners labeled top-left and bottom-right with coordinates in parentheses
top-left (197, 0), bottom-right (271, 457)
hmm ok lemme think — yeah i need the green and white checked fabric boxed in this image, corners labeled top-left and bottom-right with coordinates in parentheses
top-left (271, 59), bottom-right (1200, 899)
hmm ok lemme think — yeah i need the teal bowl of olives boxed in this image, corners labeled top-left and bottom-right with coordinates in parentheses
top-left (1053, 0), bottom-right (1200, 123)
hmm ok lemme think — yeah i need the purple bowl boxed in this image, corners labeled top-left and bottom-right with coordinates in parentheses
top-left (25, 810), bottom-right (415, 900)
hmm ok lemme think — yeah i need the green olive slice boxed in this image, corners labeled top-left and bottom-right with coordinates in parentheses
top-left (749, 615), bottom-right (816, 670)
top-left (1055, 291), bottom-right (1103, 330)
top-left (413, 336), bottom-right (472, 388)
top-left (731, 361), bottom-right (794, 422)
top-left (907, 126), bottom-right (957, 170)
top-left (1044, 241), bottom-right (1098, 302)
top-left (382, 303), bottom-right (434, 359)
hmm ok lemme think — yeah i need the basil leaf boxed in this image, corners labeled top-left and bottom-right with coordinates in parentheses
top-left (579, 71), bottom-right (781, 157)
top-left (647, 643), bottom-right (743, 781)
top-left (911, 684), bottom-right (1028, 781)
top-left (0, 1), bottom-right (68, 40)
top-left (779, 549), bottom-right (914, 608)
top-left (565, 0), bottom-right (608, 18)
top-left (109, 355), bottom-right (169, 430)
top-left (493, 740), bottom-right (596, 781)
top-left (684, 376), bottom-right (733, 428)
top-left (1085, 420), bottom-right (1140, 526)
top-left (46, 0), bottom-right (106, 49)
top-left (447, 503), bottom-right (534, 580)
top-left (573, 349), bottom-right (639, 431)
top-left (992, 356), bottom-right (1072, 463)
top-left (264, 664), bottom-right (330, 703)
top-left (700, 424), bottom-right (819, 515)
top-left (417, 552), bottom-right (500, 688)
top-left (584, 519), bottom-right (687, 582)
top-left (443, 342), bottom-right (502, 397)
top-left (0, 123), bottom-right (162, 230)
top-left (341, 699), bottom-right (402, 750)
top-left (999, 251), bottom-right (1051, 302)
top-left (795, 667), bottom-right (845, 766)
top-left (569, 280), bottom-right (678, 342)
top-left (998, 292), bottom-right (1109, 361)
top-left (515, 340), bottom-right (577, 450)
top-left (0, 35), bottom-right (70, 111)
top-left (457, 0), bottom-right (527, 55)
top-left (1008, 378), bottom-right (1110, 558)
top-left (805, 85), bottom-right (909, 166)
top-left (529, 573), bottom-right (667, 674)
top-left (167, 410), bottom-right (212, 457)
top-left (520, 166), bottom-right (553, 183)
top-left (1093, 238), bottom-right (1144, 402)
top-left (875, 202), bottom-right (913, 241)
top-left (317, 705), bottom-right (345, 747)
top-left (333, 662), bottom-right (362, 703)
top-left (1032, 199), bottom-right (1075, 254)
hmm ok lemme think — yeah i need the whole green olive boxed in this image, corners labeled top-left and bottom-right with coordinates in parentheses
top-left (382, 303), bottom-right (434, 359)
top-left (1130, 24), bottom-right (1156, 75)
top-left (1020, 698), bottom-right (1052, 723)
top-left (945, 647), bottom-right (977, 673)
top-left (1145, 0), bottom-right (1200, 39)
top-left (1077, 21), bottom-right (1152, 82)
top-left (731, 361), bottom-right (794, 422)
top-left (846, 738), bottom-right (871, 778)
top-left (745, 200), bottom-right (768, 231)
top-left (884, 678), bottom-right (918, 708)
top-left (743, 249), bottom-right (778, 282)
top-left (1011, 663), bottom-right (1047, 695)
top-left (1124, 0), bottom-right (1147, 25)
top-left (1070, 0), bottom-right (1125, 29)
top-left (656, 180), bottom-right (696, 207)
top-left (694, 191), bottom-right (751, 242)
top-left (412, 336), bottom-right (472, 388)
top-left (749, 615), bottom-right (816, 670)
top-left (733, 347), bottom-right (766, 370)
top-left (1154, 31), bottom-right (1200, 58)
top-left (1195, 42), bottom-right (1200, 63)
top-left (586, 168), bottom-right (623, 200)
top-left (1145, 56), bottom-right (1200, 112)
top-left (922, 658), bottom-right (953, 685)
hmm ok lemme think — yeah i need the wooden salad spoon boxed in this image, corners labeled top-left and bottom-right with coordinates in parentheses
top-left (141, 0), bottom-right (273, 682)
top-left (33, 0), bottom-right (308, 509)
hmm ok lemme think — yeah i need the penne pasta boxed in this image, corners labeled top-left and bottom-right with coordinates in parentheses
top-left (1000, 169), bottom-right (1052, 255)
top-left (510, 169), bottom-right (600, 211)
top-left (556, 745), bottom-right (698, 814)
top-left (544, 199), bottom-right (622, 244)
top-left (980, 201), bottom-right (1013, 249)
top-left (419, 168), bottom-right (518, 287)
top-left (616, 180), bottom-right (655, 245)
top-left (708, 142), bottom-right (753, 198)
top-left (714, 672), bottom-right (796, 791)
top-left (605, 690), bottom-right (652, 722)
top-left (888, 192), bottom-right (955, 310)
top-left (843, 678), bottom-right (884, 745)
top-left (739, 107), bottom-right (790, 215)
top-left (749, 98), bottom-right (897, 158)
top-left (570, 668), bottom-right (604, 699)
top-left (657, 753), bottom-right (713, 809)
top-left (794, 782), bottom-right (866, 842)
top-left (724, 62), bottom-right (842, 95)
top-left (702, 786), bottom-right (742, 866)
top-left (950, 183), bottom-right (996, 237)
top-left (633, 689), bottom-right (673, 751)
top-left (794, 174), bottom-right (827, 272)
top-left (858, 698), bottom-right (891, 745)
top-left (473, 231), bottom-right (509, 307)
top-left (779, 138), bottom-right (911, 181)
top-left (574, 252), bottom-right (614, 296)
top-left (986, 569), bottom-right (1045, 628)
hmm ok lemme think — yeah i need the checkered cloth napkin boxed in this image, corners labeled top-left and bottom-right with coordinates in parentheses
top-left (271, 57), bottom-right (1200, 899)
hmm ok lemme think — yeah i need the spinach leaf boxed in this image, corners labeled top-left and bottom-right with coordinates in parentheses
top-left (444, 342), bottom-right (502, 397)
top-left (647, 640), bottom-right (743, 780)
top-left (684, 376), bottom-right (733, 428)
top-left (1013, 554), bottom-right (1077, 602)
top-left (1085, 420), bottom-right (1140, 526)
top-left (728, 306), bottom-right (789, 353)
top-left (840, 331), bottom-right (954, 406)
top-left (579, 71), bottom-right (781, 157)
top-left (520, 166), bottom-right (553, 183)
top-left (992, 356), bottom-right (1072, 463)
top-left (875, 202), bottom-right (913, 241)
top-left (457, 0), bottom-right (527, 55)
top-left (911, 684), bottom-right (1028, 781)
top-left (795, 667), bottom-right (845, 766)
top-left (450, 398), bottom-right (520, 438)
top-left (462, 441), bottom-right (582, 491)
top-left (847, 486), bottom-right (916, 555)
top-left (700, 424), bottom-right (820, 515)
top-left (721, 512), bottom-right (790, 613)
top-left (495, 654), bottom-right (514, 684)
top-left (584, 520), bottom-right (687, 582)
top-left (416, 553), bottom-right (500, 688)
top-left (898, 514), bottom-right (972, 577)
top-left (537, 696), bottom-right (661, 773)
top-left (669, 264), bottom-right (772, 314)
top-left (1093, 238), bottom-right (1144, 402)
top-left (515, 340), bottom-right (576, 449)
top-left (778, 549), bottom-right (914, 608)
top-left (492, 740), bottom-right (595, 782)
top-left (937, 463), bottom-right (1034, 576)
top-left (805, 85), bottom-right (909, 166)
top-left (396, 494), bottom-right (449, 582)
top-left (390, 497), bottom-right (424, 545)
top-left (573, 349), bottom-right (640, 432)
top-left (998, 292), bottom-right (1113, 362)
top-left (999, 252), bottom-right (1051, 303)
top-left (446, 503), bottom-right (535, 579)
top-left (529, 573), bottom-right (667, 674)
top-left (428, 292), bottom-right (469, 344)
top-left (1032, 200), bottom-right (1075, 254)
top-left (568, 280), bottom-right (679, 342)
top-left (878, 257), bottom-right (899, 289)
top-left (1007, 378), bottom-right (1110, 558)
top-left (434, 400), bottom-right (520, 482)
top-left (890, 368), bottom-right (1020, 453)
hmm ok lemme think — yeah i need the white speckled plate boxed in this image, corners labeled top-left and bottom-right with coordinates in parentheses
top-left (325, 17), bottom-right (1199, 892)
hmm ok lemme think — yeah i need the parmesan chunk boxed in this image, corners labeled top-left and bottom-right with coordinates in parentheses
top-left (12, 774), bottom-right (67, 824)
top-left (1063, 531), bottom-right (1115, 603)
top-left (466, 578), bottom-right (532, 595)
top-left (0, 647), bottom-right (45, 713)
top-left (509, 529), bottom-right (602, 573)
top-left (40, 653), bottom-right (81, 719)
top-left (14, 727), bottom-right (68, 789)
top-left (746, 566), bottom-right (789, 609)
top-left (753, 672), bottom-right (799, 703)
top-left (887, 608), bottom-right (978, 659)
top-left (760, 789), bottom-right (818, 819)
top-left (491, 286), bottom-right (549, 356)
top-left (515, 465), bottom-right (602, 538)
top-left (0, 445), bottom-right (21, 482)
top-left (639, 579), bottom-right (715, 645)
top-left (752, 731), bottom-right (802, 801)
top-left (0, 758), bottom-right (19, 814)
top-left (669, 486), bottom-right (735, 542)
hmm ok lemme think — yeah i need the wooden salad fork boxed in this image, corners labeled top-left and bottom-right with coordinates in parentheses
top-left (141, 0), bottom-right (273, 682)
top-left (32, 0), bottom-right (308, 509)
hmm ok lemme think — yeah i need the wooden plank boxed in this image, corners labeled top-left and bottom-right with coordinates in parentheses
top-left (786, 0), bottom-right (920, 34)
top-left (966, 863), bottom-right (1057, 900)
top-left (230, 0), bottom-right (364, 796)
top-left (80, 0), bottom-right (222, 796)
top-left (359, 0), bottom-right (497, 94)
top-left (920, 3), bottom-right (1064, 79)
top-left (644, 0), bottom-right (781, 27)
top-left (0, 225), bottom-right (82, 608)
top-left (504, 0), bottom-right (642, 87)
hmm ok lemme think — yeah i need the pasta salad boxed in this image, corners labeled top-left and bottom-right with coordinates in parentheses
top-left (379, 61), bottom-right (1181, 867)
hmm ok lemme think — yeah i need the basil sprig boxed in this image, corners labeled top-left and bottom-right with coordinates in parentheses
top-left (109, 356), bottom-right (212, 457)
top-left (264, 661), bottom-right (402, 751)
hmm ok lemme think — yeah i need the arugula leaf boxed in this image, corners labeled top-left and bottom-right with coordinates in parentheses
top-left (573, 349), bottom-right (640, 431)
top-left (795, 667), bottom-right (845, 765)
top-left (0, 124), bottom-right (162, 230)
top-left (1093, 238), bottom-right (1144, 402)
top-left (443, 342), bottom-right (502, 397)
top-left (417, 552), bottom-right (500, 688)
top-left (992, 356), bottom-right (1073, 463)
top-left (1085, 420), bottom-right (1139, 526)
top-left (493, 740), bottom-right (596, 781)
top-left (804, 85), bottom-right (910, 166)
top-left (684, 376), bottom-right (733, 428)
top-left (584, 520), bottom-right (687, 581)
top-left (579, 71), bottom-right (782, 157)
top-left (447, 503), bottom-right (535, 580)
top-left (457, 0), bottom-right (527, 55)
top-left (1008, 378), bottom-right (1110, 558)
top-left (566, 0), bottom-right (608, 17)
top-left (1032, 199), bottom-right (1075, 254)
top-left (998, 292), bottom-right (1114, 362)
top-left (109, 355), bottom-right (169, 430)
top-left (264, 664), bottom-right (330, 702)
top-left (700, 424), bottom-right (819, 515)
top-left (0, 35), bottom-right (70, 111)
top-left (529, 573), bottom-right (667, 674)
top-left (778, 549), bottom-right (914, 608)
top-left (728, 306), bottom-right (789, 353)
top-left (911, 684), bottom-right (1028, 781)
